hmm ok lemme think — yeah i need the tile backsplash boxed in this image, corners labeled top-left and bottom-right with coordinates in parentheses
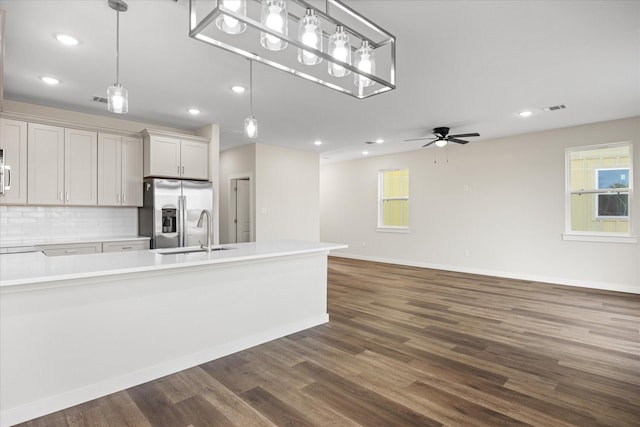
top-left (0, 206), bottom-right (138, 241)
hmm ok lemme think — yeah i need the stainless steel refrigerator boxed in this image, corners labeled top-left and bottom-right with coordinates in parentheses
top-left (139, 178), bottom-right (213, 249)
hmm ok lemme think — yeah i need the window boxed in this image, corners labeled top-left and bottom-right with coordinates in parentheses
top-left (565, 143), bottom-right (635, 243)
top-left (378, 168), bottom-right (409, 231)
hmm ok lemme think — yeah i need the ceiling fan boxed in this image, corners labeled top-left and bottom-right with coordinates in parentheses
top-left (405, 127), bottom-right (480, 147)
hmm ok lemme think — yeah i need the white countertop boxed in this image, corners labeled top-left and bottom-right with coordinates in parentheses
top-left (0, 240), bottom-right (347, 289)
top-left (0, 235), bottom-right (150, 250)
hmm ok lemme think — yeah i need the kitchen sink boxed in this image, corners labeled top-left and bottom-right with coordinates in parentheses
top-left (156, 246), bottom-right (233, 255)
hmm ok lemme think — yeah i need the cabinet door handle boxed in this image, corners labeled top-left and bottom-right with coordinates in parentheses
top-left (123, 194), bottom-right (127, 203)
top-left (59, 192), bottom-right (63, 201)
top-left (66, 192), bottom-right (69, 201)
top-left (182, 166), bottom-right (185, 175)
top-left (64, 250), bottom-right (77, 254)
top-left (177, 165), bottom-right (180, 174)
top-left (4, 165), bottom-right (11, 190)
top-left (117, 193), bottom-right (120, 203)
top-left (121, 246), bottom-right (133, 250)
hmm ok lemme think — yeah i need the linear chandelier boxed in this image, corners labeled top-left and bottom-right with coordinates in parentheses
top-left (189, 0), bottom-right (396, 99)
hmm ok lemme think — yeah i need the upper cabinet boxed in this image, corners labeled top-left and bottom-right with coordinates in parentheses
top-left (27, 123), bottom-right (97, 205)
top-left (98, 133), bottom-right (143, 206)
top-left (142, 129), bottom-right (209, 180)
top-left (0, 119), bottom-right (28, 205)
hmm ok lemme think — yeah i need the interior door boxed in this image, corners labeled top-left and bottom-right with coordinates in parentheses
top-left (236, 179), bottom-right (251, 243)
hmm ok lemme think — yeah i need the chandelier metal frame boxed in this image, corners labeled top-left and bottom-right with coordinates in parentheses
top-left (188, 0), bottom-right (396, 99)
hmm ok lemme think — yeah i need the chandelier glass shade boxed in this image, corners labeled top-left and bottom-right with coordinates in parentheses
top-left (260, 0), bottom-right (288, 51)
top-left (189, 0), bottom-right (396, 99)
top-left (297, 9), bottom-right (322, 66)
top-left (215, 0), bottom-right (247, 34)
top-left (107, 0), bottom-right (128, 114)
top-left (328, 25), bottom-right (351, 77)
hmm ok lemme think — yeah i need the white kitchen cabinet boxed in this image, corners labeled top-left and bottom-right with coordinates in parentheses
top-left (39, 242), bottom-right (102, 257)
top-left (180, 139), bottom-right (209, 180)
top-left (142, 129), bottom-right (209, 180)
top-left (0, 118), bottom-right (28, 204)
top-left (65, 128), bottom-right (98, 205)
top-left (98, 133), bottom-right (143, 206)
top-left (27, 124), bottom-right (97, 205)
top-left (102, 239), bottom-right (149, 252)
top-left (27, 123), bottom-right (65, 205)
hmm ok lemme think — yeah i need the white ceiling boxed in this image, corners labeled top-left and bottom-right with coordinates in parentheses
top-left (2, 0), bottom-right (639, 162)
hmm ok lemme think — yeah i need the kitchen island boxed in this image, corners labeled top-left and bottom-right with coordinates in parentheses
top-left (0, 240), bottom-right (346, 427)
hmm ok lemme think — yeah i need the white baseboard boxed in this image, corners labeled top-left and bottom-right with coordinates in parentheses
top-left (0, 314), bottom-right (329, 427)
top-left (330, 252), bottom-right (640, 295)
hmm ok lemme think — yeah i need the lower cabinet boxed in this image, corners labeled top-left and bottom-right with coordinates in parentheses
top-left (38, 239), bottom-right (150, 256)
top-left (39, 242), bottom-right (102, 257)
top-left (103, 240), bottom-right (149, 253)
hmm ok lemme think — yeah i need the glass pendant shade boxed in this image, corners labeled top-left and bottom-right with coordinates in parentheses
top-left (297, 9), bottom-right (322, 65)
top-left (215, 0), bottom-right (247, 34)
top-left (354, 40), bottom-right (375, 88)
top-left (244, 116), bottom-right (258, 138)
top-left (435, 139), bottom-right (448, 148)
top-left (260, 0), bottom-right (288, 51)
top-left (328, 25), bottom-right (351, 77)
top-left (107, 83), bottom-right (128, 114)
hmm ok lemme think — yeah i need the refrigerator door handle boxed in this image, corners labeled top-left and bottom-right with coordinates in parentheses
top-left (180, 195), bottom-right (187, 247)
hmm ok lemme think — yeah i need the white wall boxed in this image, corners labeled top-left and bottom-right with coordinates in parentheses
top-left (255, 144), bottom-right (320, 242)
top-left (320, 117), bottom-right (640, 293)
top-left (219, 143), bottom-right (320, 243)
top-left (219, 144), bottom-right (256, 244)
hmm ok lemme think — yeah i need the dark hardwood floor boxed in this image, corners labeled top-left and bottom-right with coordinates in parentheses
top-left (18, 257), bottom-right (640, 426)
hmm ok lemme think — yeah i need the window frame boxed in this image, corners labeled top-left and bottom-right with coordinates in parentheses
top-left (563, 141), bottom-right (636, 243)
top-left (377, 168), bottom-right (410, 233)
top-left (594, 167), bottom-right (630, 219)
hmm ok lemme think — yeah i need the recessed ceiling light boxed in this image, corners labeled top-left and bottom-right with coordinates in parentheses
top-left (55, 34), bottom-right (79, 46)
top-left (40, 76), bottom-right (60, 85)
top-left (519, 111), bottom-right (532, 117)
top-left (231, 85), bottom-right (246, 93)
top-left (187, 108), bottom-right (200, 115)
top-left (375, 138), bottom-right (384, 144)
top-left (314, 140), bottom-right (322, 146)
top-left (362, 151), bottom-right (369, 155)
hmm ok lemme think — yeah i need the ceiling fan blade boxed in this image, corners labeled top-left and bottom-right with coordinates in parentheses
top-left (404, 136), bottom-right (436, 142)
top-left (447, 138), bottom-right (469, 144)
top-left (422, 140), bottom-right (437, 147)
top-left (448, 133), bottom-right (480, 138)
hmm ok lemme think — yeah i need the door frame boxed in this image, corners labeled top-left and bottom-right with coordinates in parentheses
top-left (228, 172), bottom-right (254, 243)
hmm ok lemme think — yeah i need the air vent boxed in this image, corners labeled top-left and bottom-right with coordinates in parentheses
top-left (91, 96), bottom-right (108, 104)
top-left (544, 104), bottom-right (566, 112)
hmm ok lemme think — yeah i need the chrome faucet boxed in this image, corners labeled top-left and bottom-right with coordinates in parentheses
top-left (196, 209), bottom-right (212, 252)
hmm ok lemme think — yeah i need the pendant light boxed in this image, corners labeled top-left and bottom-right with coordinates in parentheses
top-left (354, 40), bottom-right (375, 88)
top-left (328, 25), bottom-right (351, 77)
top-left (260, 0), bottom-right (288, 51)
top-left (215, 0), bottom-right (247, 34)
top-left (297, 9), bottom-right (322, 65)
top-left (107, 0), bottom-right (128, 114)
top-left (244, 60), bottom-right (258, 139)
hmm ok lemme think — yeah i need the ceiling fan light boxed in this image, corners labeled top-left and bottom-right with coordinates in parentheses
top-left (435, 139), bottom-right (447, 148)
top-left (328, 25), bottom-right (351, 77)
top-left (260, 0), bottom-right (288, 51)
top-left (297, 9), bottom-right (322, 65)
top-left (215, 0), bottom-right (247, 34)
